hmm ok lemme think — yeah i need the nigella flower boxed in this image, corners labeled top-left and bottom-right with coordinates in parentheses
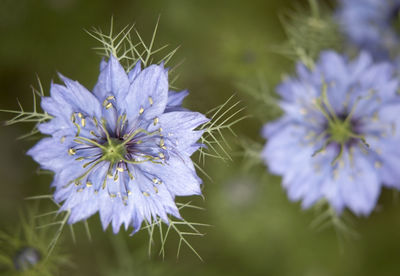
top-left (262, 51), bottom-right (400, 215)
top-left (336, 0), bottom-right (400, 60)
top-left (27, 56), bottom-right (208, 233)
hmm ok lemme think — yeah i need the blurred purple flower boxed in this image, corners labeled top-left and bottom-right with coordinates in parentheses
top-left (336, 0), bottom-right (400, 60)
top-left (28, 56), bottom-right (208, 233)
top-left (262, 51), bottom-right (400, 215)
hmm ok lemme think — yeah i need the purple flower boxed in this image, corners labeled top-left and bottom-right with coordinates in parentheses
top-left (336, 0), bottom-right (400, 60)
top-left (262, 51), bottom-right (400, 216)
top-left (27, 56), bottom-right (208, 233)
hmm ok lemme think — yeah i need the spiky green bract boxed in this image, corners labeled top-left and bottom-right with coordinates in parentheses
top-left (236, 74), bottom-right (281, 122)
top-left (310, 200), bottom-right (359, 247)
top-left (0, 206), bottom-right (71, 276)
top-left (275, 0), bottom-right (343, 68)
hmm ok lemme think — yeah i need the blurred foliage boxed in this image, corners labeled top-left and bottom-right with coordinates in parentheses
top-left (1, 0), bottom-right (400, 276)
top-left (0, 205), bottom-right (71, 275)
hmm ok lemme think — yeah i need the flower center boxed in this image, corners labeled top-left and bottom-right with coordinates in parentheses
top-left (311, 82), bottom-right (369, 164)
top-left (326, 116), bottom-right (353, 145)
top-left (102, 138), bottom-right (127, 163)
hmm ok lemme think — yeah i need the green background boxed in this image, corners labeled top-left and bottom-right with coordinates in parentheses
top-left (1, 0), bottom-right (400, 275)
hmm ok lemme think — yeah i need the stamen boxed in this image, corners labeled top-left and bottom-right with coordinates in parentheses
top-left (86, 181), bottom-right (93, 187)
top-left (153, 117), bottom-right (159, 125)
top-left (105, 102), bottom-right (113, 109)
top-left (148, 96), bottom-right (153, 105)
top-left (143, 192), bottom-right (150, 197)
top-left (139, 107), bottom-right (144, 115)
top-left (93, 117), bottom-right (98, 127)
top-left (68, 148), bottom-right (76, 155)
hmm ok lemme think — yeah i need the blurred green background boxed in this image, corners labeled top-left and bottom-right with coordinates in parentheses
top-left (1, 0), bottom-right (400, 275)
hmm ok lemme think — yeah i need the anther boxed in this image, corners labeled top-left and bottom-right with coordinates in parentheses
top-left (90, 130), bottom-right (98, 137)
top-left (110, 193), bottom-right (117, 198)
top-left (117, 166), bottom-right (124, 172)
top-left (158, 152), bottom-right (165, 159)
top-left (60, 136), bottom-right (66, 143)
top-left (139, 107), bottom-right (144, 115)
top-left (153, 187), bottom-right (159, 193)
top-left (160, 139), bottom-right (166, 149)
top-left (78, 112), bottom-right (83, 118)
top-left (148, 96), bottom-right (153, 105)
top-left (68, 148), bottom-right (76, 155)
top-left (152, 178), bottom-right (158, 184)
top-left (143, 192), bottom-right (150, 197)
top-left (127, 190), bottom-right (132, 195)
top-left (77, 188), bottom-right (84, 192)
top-left (153, 117), bottom-right (159, 125)
top-left (86, 181), bottom-right (93, 187)
top-left (105, 102), bottom-right (113, 109)
top-left (81, 118), bottom-right (86, 127)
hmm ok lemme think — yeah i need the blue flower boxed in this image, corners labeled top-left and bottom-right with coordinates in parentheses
top-left (27, 56), bottom-right (208, 234)
top-left (262, 51), bottom-right (400, 216)
top-left (336, 0), bottom-right (400, 60)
